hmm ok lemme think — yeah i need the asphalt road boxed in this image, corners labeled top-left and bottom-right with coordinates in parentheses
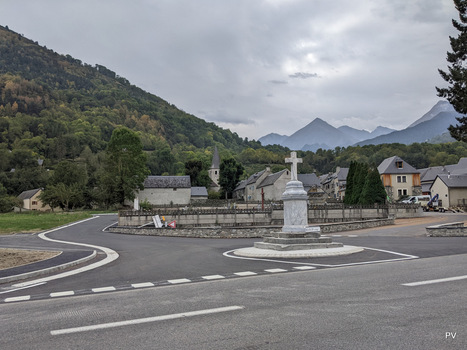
top-left (0, 212), bottom-right (466, 349)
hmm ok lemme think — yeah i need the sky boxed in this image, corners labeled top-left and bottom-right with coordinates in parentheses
top-left (0, 0), bottom-right (460, 140)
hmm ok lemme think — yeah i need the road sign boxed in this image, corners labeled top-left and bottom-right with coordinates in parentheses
top-left (168, 220), bottom-right (176, 228)
top-left (152, 215), bottom-right (163, 228)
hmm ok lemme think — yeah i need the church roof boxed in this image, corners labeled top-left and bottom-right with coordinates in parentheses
top-left (143, 176), bottom-right (191, 188)
top-left (210, 146), bottom-right (220, 169)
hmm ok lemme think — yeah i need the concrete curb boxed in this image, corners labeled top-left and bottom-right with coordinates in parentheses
top-left (0, 250), bottom-right (97, 284)
top-left (233, 245), bottom-right (364, 258)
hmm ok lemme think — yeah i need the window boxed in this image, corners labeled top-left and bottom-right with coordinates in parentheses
top-left (397, 176), bottom-right (407, 183)
top-left (173, 188), bottom-right (177, 191)
top-left (32, 201), bottom-right (37, 205)
top-left (396, 161), bottom-right (403, 168)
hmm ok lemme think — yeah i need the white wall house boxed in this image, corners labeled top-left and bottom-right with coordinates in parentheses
top-left (135, 176), bottom-right (192, 206)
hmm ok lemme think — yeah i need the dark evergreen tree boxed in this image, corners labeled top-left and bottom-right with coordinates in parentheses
top-left (437, 0), bottom-right (467, 141)
top-left (359, 167), bottom-right (387, 205)
top-left (344, 161), bottom-right (356, 204)
top-left (350, 162), bottom-right (369, 204)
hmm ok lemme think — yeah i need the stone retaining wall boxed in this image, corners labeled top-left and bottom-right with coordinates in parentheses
top-left (109, 217), bottom-right (394, 238)
top-left (426, 222), bottom-right (467, 237)
top-left (118, 205), bottom-right (418, 227)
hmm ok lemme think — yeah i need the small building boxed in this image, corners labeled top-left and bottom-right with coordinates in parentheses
top-left (378, 156), bottom-right (421, 201)
top-left (17, 188), bottom-right (52, 211)
top-left (430, 174), bottom-right (467, 208)
top-left (191, 187), bottom-right (208, 202)
top-left (419, 157), bottom-right (467, 196)
top-left (135, 176), bottom-right (192, 206)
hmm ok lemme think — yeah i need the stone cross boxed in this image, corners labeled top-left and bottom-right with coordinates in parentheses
top-left (285, 151), bottom-right (302, 181)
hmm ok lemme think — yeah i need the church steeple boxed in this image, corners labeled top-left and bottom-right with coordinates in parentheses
top-left (208, 146), bottom-right (220, 188)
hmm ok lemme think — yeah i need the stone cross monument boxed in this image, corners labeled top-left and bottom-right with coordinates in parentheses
top-left (253, 151), bottom-right (343, 252)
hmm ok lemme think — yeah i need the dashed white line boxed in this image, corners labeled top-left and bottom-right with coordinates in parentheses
top-left (50, 291), bottom-right (75, 298)
top-left (5, 295), bottom-right (31, 303)
top-left (202, 275), bottom-right (225, 280)
top-left (51, 305), bottom-right (245, 335)
top-left (293, 266), bottom-right (316, 270)
top-left (92, 286), bottom-right (116, 293)
top-left (402, 275), bottom-right (467, 287)
top-left (264, 268), bottom-right (288, 273)
top-left (167, 278), bottom-right (191, 284)
top-left (234, 271), bottom-right (258, 276)
top-left (131, 282), bottom-right (155, 288)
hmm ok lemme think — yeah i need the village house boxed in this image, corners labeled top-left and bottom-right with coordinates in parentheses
top-left (378, 156), bottom-right (421, 201)
top-left (134, 176), bottom-right (192, 206)
top-left (320, 167), bottom-right (349, 200)
top-left (17, 188), bottom-right (52, 211)
top-left (233, 167), bottom-right (322, 202)
top-left (419, 157), bottom-right (467, 197)
top-left (430, 174), bottom-right (467, 209)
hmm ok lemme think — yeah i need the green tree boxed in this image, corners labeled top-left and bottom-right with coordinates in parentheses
top-left (344, 161), bottom-right (357, 204)
top-left (359, 167), bottom-right (387, 205)
top-left (99, 128), bottom-right (149, 207)
top-left (350, 162), bottom-right (369, 204)
top-left (219, 158), bottom-right (244, 199)
top-left (184, 160), bottom-right (210, 187)
top-left (437, 0), bottom-right (467, 141)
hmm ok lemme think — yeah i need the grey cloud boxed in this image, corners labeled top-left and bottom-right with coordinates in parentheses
top-left (289, 72), bottom-right (320, 79)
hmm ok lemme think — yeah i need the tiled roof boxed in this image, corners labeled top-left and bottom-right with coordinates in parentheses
top-left (17, 188), bottom-right (41, 200)
top-left (298, 173), bottom-right (321, 186)
top-left (378, 156), bottom-right (419, 174)
top-left (258, 169), bottom-right (288, 188)
top-left (143, 176), bottom-right (191, 188)
top-left (434, 174), bottom-right (467, 188)
top-left (191, 187), bottom-right (208, 197)
top-left (210, 146), bottom-right (220, 169)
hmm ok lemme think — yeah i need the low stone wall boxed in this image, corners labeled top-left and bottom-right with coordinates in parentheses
top-left (426, 222), bottom-right (467, 237)
top-left (109, 217), bottom-right (394, 238)
top-left (118, 205), bottom-right (419, 227)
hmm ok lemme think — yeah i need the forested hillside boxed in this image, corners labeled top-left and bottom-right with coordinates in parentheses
top-left (0, 25), bottom-right (257, 168)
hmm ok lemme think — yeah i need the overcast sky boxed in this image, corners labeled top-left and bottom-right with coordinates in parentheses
top-left (1, 0), bottom-right (459, 140)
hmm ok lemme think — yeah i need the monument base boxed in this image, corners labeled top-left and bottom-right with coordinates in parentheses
top-left (253, 230), bottom-right (343, 251)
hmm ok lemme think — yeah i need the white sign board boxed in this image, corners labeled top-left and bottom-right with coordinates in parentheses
top-left (152, 215), bottom-right (163, 228)
top-left (306, 226), bottom-right (321, 233)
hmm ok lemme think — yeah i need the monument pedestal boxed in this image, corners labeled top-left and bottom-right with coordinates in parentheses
top-left (254, 179), bottom-right (343, 251)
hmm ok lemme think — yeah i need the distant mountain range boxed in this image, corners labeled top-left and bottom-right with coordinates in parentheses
top-left (258, 101), bottom-right (460, 151)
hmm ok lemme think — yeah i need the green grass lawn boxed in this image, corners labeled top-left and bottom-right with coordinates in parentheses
top-left (0, 211), bottom-right (94, 234)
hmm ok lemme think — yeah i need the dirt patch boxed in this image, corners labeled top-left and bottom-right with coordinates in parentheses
top-left (0, 248), bottom-right (60, 270)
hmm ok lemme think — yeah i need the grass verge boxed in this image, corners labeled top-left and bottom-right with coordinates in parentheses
top-left (0, 211), bottom-right (93, 235)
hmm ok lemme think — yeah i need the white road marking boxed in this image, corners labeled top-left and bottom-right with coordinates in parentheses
top-left (131, 282), bottom-right (155, 288)
top-left (234, 271), bottom-right (257, 276)
top-left (51, 305), bottom-right (245, 335)
top-left (265, 268), bottom-right (288, 273)
top-left (50, 291), bottom-right (75, 298)
top-left (92, 287), bottom-right (116, 293)
top-left (12, 216), bottom-right (119, 288)
top-left (402, 275), bottom-right (467, 287)
top-left (202, 275), bottom-right (225, 280)
top-left (0, 282), bottom-right (46, 295)
top-left (167, 278), bottom-right (191, 284)
top-left (293, 266), bottom-right (316, 270)
top-left (4, 295), bottom-right (31, 303)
